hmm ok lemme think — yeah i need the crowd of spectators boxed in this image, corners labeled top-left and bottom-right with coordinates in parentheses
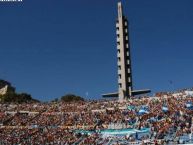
top-left (0, 89), bottom-right (193, 144)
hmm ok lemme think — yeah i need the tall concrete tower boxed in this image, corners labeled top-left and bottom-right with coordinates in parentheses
top-left (116, 2), bottom-right (132, 100)
top-left (103, 1), bottom-right (150, 101)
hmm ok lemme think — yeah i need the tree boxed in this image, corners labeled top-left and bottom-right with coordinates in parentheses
top-left (0, 93), bottom-right (39, 103)
top-left (61, 94), bottom-right (84, 102)
top-left (0, 79), bottom-right (39, 103)
top-left (51, 98), bottom-right (59, 102)
top-left (0, 79), bottom-right (15, 94)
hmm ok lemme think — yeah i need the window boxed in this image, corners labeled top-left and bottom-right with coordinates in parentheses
top-left (128, 77), bottom-right (131, 83)
top-left (126, 44), bottom-right (129, 48)
top-left (125, 36), bottom-right (128, 40)
top-left (127, 51), bottom-right (129, 56)
top-left (125, 21), bottom-right (128, 26)
top-left (119, 83), bottom-right (122, 88)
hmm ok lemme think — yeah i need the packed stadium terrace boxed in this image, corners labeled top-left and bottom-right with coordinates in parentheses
top-left (0, 89), bottom-right (193, 145)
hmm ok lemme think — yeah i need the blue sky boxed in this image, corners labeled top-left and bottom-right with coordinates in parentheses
top-left (0, 0), bottom-right (193, 101)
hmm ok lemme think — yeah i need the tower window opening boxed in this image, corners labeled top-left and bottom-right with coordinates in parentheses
top-left (128, 77), bottom-right (131, 83)
top-left (126, 44), bottom-right (129, 48)
top-left (124, 19), bottom-right (128, 25)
